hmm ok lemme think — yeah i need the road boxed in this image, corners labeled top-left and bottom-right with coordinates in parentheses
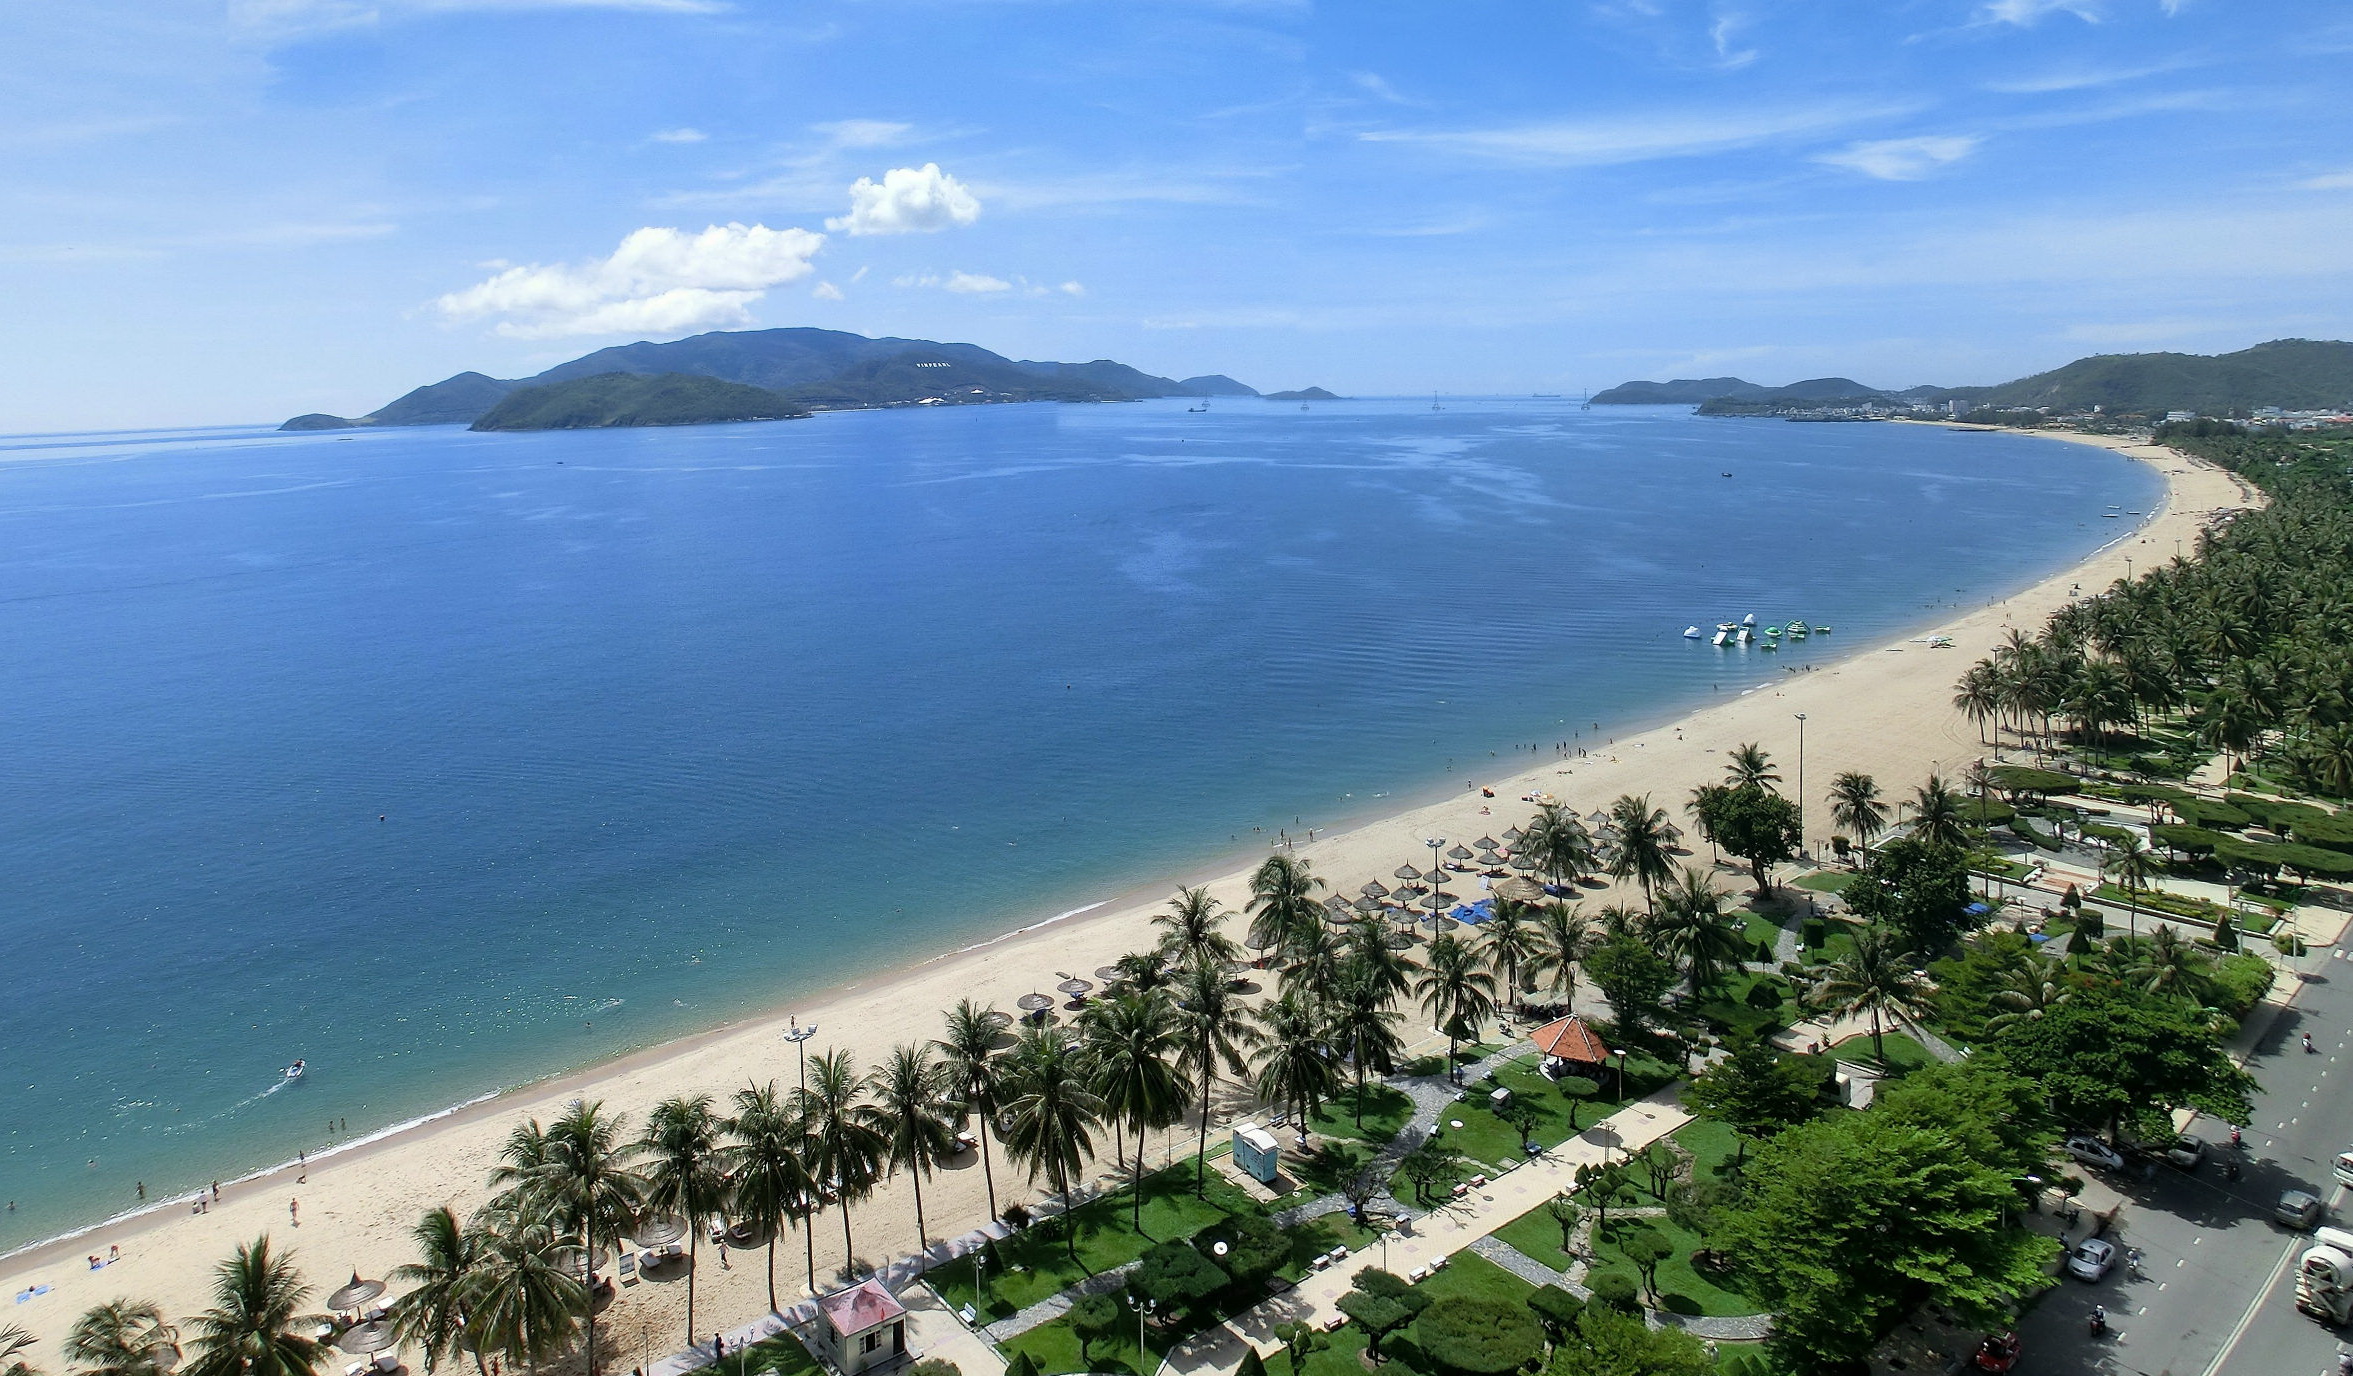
top-left (2014, 945), bottom-right (2353, 1376)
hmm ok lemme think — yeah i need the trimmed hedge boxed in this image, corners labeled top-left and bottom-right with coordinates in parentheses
top-left (1986, 765), bottom-right (2079, 797)
top-left (2174, 797), bottom-right (2254, 830)
top-left (2152, 823), bottom-right (2223, 856)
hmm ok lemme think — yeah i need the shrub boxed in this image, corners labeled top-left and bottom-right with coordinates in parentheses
top-left (1003, 1352), bottom-right (1041, 1376)
top-left (1066, 1294), bottom-right (1122, 1364)
top-left (1000, 1202), bottom-right (1032, 1231)
top-left (1200, 1211), bottom-right (1287, 1288)
top-left (2075, 906), bottom-right (2105, 939)
top-left (1745, 978), bottom-right (1787, 1011)
top-left (1588, 1271), bottom-right (1641, 1312)
top-left (1524, 1285), bottom-right (1585, 1337)
top-left (1130, 1240), bottom-right (1227, 1309)
top-left (1800, 919), bottom-right (1827, 949)
top-left (2213, 953), bottom-right (2277, 1018)
top-left (1234, 1350), bottom-right (1268, 1376)
top-left (1409, 1296), bottom-right (1544, 1375)
top-left (907, 1362), bottom-right (960, 1376)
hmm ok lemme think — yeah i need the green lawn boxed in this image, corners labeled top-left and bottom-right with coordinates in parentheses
top-left (707, 1332), bottom-right (825, 1376)
top-left (1309, 1082), bottom-right (1415, 1145)
top-left (1695, 969), bottom-right (1798, 1039)
top-left (999, 1291), bottom-right (1183, 1376)
top-left (1584, 1211), bottom-right (1761, 1318)
top-left (927, 1162), bottom-right (1264, 1323)
top-left (1266, 1251), bottom-right (1537, 1376)
top-left (1276, 1212), bottom-right (1377, 1283)
top-left (1273, 1137), bottom-right (1378, 1206)
top-left (1829, 1030), bottom-right (1932, 1074)
top-left (1412, 1052), bottom-right (1677, 1181)
top-left (1792, 870), bottom-right (1855, 893)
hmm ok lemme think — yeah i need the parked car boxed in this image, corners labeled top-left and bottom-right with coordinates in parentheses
top-left (2165, 1135), bottom-right (2207, 1170)
top-left (2067, 1237), bottom-right (2118, 1281)
top-left (2065, 1135), bottom-right (2127, 1171)
top-left (2277, 1190), bottom-right (2325, 1230)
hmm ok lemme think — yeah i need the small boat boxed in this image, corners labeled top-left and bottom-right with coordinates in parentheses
top-left (1683, 626), bottom-right (1703, 639)
top-left (1721, 471), bottom-right (1732, 478)
top-left (2126, 510), bottom-right (2142, 515)
top-left (1759, 638), bottom-right (1779, 651)
top-left (1788, 621), bottom-right (1809, 639)
top-left (2100, 512), bottom-right (2118, 518)
top-left (1186, 403), bottom-right (1208, 413)
top-left (284, 1060), bottom-right (306, 1082)
top-left (1814, 625), bottom-right (1833, 634)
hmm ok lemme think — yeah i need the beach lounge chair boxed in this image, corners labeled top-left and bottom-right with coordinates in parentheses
top-left (342, 1362), bottom-right (365, 1376)
top-left (373, 1352), bottom-right (398, 1372)
top-left (618, 1252), bottom-right (639, 1286)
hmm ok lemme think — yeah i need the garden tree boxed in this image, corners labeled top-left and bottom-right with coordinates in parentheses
top-left (2103, 832), bottom-right (2163, 938)
top-left (1552, 1305), bottom-right (1713, 1376)
top-left (1622, 1227), bottom-right (1673, 1304)
top-left (1128, 1242), bottom-right (1227, 1312)
top-left (1002, 1352), bottom-right (1040, 1376)
top-left (1585, 936), bottom-right (1674, 1040)
top-left (1828, 771), bottom-right (1891, 855)
top-left (1397, 1139), bottom-right (1466, 1204)
top-left (1527, 902), bottom-right (1595, 1010)
top-left (1605, 794), bottom-right (1679, 910)
top-left (1869, 1061), bottom-right (2056, 1182)
top-left (1844, 835), bottom-right (1975, 955)
top-left (1230, 1351), bottom-right (1265, 1376)
top-left (1573, 1161), bottom-right (1632, 1236)
top-left (1065, 1294), bottom-right (1122, 1369)
top-left (1554, 1075), bottom-right (1600, 1130)
top-left (1708, 786), bottom-right (1803, 895)
top-left (1927, 930), bottom-right (2045, 1041)
top-left (1524, 1285), bottom-right (1585, 1342)
top-left (1272, 1322), bottom-right (1327, 1376)
top-left (1336, 1271), bottom-right (1424, 1365)
top-left (1646, 869), bottom-right (1746, 996)
top-left (1246, 853), bottom-right (1325, 962)
top-left (1409, 1296), bottom-right (1544, 1376)
top-left (1906, 775), bottom-right (1971, 851)
top-left (1685, 1037), bottom-right (1820, 1164)
top-left (1206, 1212), bottom-right (1290, 1289)
top-left (1497, 1096), bottom-right (1545, 1153)
top-left (1586, 1273), bottom-right (1640, 1314)
top-left (1806, 924), bottom-right (1934, 1066)
top-left (905, 1362), bottom-right (961, 1376)
top-left (1723, 1111), bottom-right (2058, 1369)
top-left (1664, 1180), bottom-right (1733, 1240)
top-left (1990, 985), bottom-right (2257, 1141)
top-left (2212, 910), bottom-right (2242, 951)
top-left (1545, 1193), bottom-right (1583, 1255)
top-left (1172, 959), bottom-right (1263, 1194)
top-left (1632, 1141), bottom-right (1679, 1201)
top-left (1341, 1165), bottom-right (1387, 1228)
top-left (1252, 987), bottom-right (1340, 1131)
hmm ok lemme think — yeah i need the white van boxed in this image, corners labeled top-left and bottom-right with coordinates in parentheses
top-left (2334, 1151), bottom-right (2353, 1190)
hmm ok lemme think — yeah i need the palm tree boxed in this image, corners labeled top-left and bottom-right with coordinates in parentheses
top-left (1152, 887), bottom-right (1241, 971)
top-left (463, 1222), bottom-right (583, 1376)
top-left (1078, 993), bottom-right (1191, 1229)
top-left (862, 1044), bottom-right (957, 1263)
top-left (1525, 902), bottom-right (1593, 1010)
top-left (388, 1208), bottom-right (485, 1376)
top-left (181, 1238), bottom-right (326, 1376)
top-left (63, 1302), bottom-right (178, 1376)
top-left (722, 1082), bottom-right (815, 1312)
top-left (1807, 926), bottom-right (1934, 1066)
top-left (1251, 989), bottom-right (1339, 1133)
top-left (1906, 774), bottom-right (1970, 851)
top-left (1341, 916), bottom-right (1415, 1008)
top-left (1325, 964), bottom-right (1404, 1125)
top-left (1520, 804), bottom-right (1594, 886)
top-left (933, 1000), bottom-right (1006, 1222)
top-left (1415, 933), bottom-right (1498, 1077)
top-left (1277, 919), bottom-right (1347, 999)
top-left (1482, 899), bottom-right (1541, 1010)
top-left (1604, 794), bottom-right (1677, 910)
top-left (1648, 868), bottom-right (1746, 998)
top-left (2103, 832), bottom-right (2161, 939)
top-left (2134, 924), bottom-right (2213, 1002)
top-left (997, 1025), bottom-right (1103, 1263)
top-left (1684, 783), bottom-right (1728, 865)
top-left (1724, 742), bottom-right (1780, 792)
top-left (633, 1095), bottom-right (727, 1343)
top-left (1827, 771), bottom-right (1889, 858)
top-left (793, 1051), bottom-right (885, 1275)
top-left (1245, 854), bottom-right (1324, 963)
top-left (484, 1119), bottom-right (553, 1217)
top-left (2, 1325), bottom-right (37, 1376)
top-left (1954, 667), bottom-right (2001, 745)
top-left (535, 1101), bottom-right (639, 1376)
top-left (1986, 959), bottom-right (2068, 1035)
top-left (1172, 959), bottom-right (1264, 1193)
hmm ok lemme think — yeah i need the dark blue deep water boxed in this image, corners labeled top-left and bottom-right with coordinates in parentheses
top-left (0, 399), bottom-right (2157, 1248)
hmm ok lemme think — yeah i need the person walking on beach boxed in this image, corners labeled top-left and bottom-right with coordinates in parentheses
top-left (289, 1198), bottom-right (299, 1226)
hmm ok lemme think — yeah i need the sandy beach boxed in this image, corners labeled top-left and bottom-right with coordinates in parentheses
top-left (0, 429), bottom-right (2257, 1366)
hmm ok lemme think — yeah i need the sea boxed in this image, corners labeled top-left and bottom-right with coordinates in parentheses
top-left (0, 398), bottom-right (2160, 1251)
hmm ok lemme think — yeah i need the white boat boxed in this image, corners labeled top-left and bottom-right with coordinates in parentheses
top-left (1683, 625), bottom-right (1703, 639)
top-left (284, 1060), bottom-right (306, 1082)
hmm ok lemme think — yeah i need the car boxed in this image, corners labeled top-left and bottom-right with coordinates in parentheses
top-left (2066, 1237), bottom-right (2118, 1281)
top-left (2278, 1190), bottom-right (2325, 1230)
top-left (2165, 1134), bottom-right (2208, 1170)
top-left (2065, 1135), bottom-right (2127, 1171)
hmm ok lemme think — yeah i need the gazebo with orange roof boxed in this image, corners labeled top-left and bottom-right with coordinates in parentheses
top-left (1529, 1014), bottom-right (1610, 1076)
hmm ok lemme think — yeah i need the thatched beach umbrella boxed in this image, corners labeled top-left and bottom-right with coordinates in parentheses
top-left (1393, 863), bottom-right (1422, 882)
top-left (631, 1215), bottom-right (687, 1248)
top-left (1501, 827), bottom-right (1524, 844)
top-left (1015, 992), bottom-right (1055, 1013)
top-left (1353, 895), bottom-right (1382, 914)
top-left (1494, 877), bottom-right (1545, 904)
top-left (1056, 977), bottom-right (1094, 998)
top-left (1095, 965), bottom-right (1125, 983)
top-left (327, 1274), bottom-right (385, 1314)
top-left (1474, 836), bottom-right (1500, 852)
top-left (1446, 844), bottom-right (1476, 865)
top-left (1360, 880), bottom-right (1390, 899)
top-left (336, 1323), bottom-right (396, 1357)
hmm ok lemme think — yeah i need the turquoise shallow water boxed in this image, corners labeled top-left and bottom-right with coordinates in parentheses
top-left (0, 400), bottom-right (2157, 1249)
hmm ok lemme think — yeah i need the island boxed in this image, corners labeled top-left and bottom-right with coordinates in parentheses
top-left (469, 373), bottom-right (809, 431)
top-left (1264, 386), bottom-right (1342, 401)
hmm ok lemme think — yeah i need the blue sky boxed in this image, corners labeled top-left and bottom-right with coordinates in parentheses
top-left (5, 0), bottom-right (2350, 429)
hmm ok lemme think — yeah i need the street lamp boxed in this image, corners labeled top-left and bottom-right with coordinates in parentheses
top-left (1612, 1048), bottom-right (1628, 1102)
top-left (1425, 836), bottom-right (1446, 933)
top-left (783, 1019), bottom-right (818, 1096)
top-left (1793, 713), bottom-right (1807, 858)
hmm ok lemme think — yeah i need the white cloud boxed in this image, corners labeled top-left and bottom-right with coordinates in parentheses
top-left (1983, 56), bottom-right (2194, 93)
top-left (812, 280), bottom-right (844, 300)
top-left (435, 221), bottom-right (823, 338)
top-left (1349, 72), bottom-right (1419, 106)
top-left (1059, 281), bottom-right (1085, 296)
top-left (1361, 102), bottom-right (1908, 167)
top-left (2299, 170), bottom-right (2353, 191)
top-left (827, 163), bottom-right (981, 235)
top-left (1977, 0), bottom-right (2101, 25)
top-left (812, 119), bottom-right (913, 149)
top-left (1817, 134), bottom-right (1981, 180)
top-left (945, 271), bottom-right (1009, 294)
top-left (649, 127), bottom-right (707, 144)
top-left (1708, 9), bottom-right (1758, 68)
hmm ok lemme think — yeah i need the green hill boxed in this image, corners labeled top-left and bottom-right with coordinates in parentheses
top-left (1970, 340), bottom-right (2353, 415)
top-left (1265, 386), bottom-right (1341, 401)
top-left (469, 373), bottom-right (807, 431)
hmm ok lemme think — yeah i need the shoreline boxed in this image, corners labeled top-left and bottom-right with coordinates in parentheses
top-left (0, 429), bottom-right (2255, 1353)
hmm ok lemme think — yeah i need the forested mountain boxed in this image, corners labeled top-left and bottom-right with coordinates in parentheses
top-left (469, 373), bottom-right (809, 430)
top-left (280, 327), bottom-right (1253, 429)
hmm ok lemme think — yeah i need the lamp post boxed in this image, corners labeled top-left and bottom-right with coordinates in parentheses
top-left (1793, 713), bottom-right (1807, 859)
top-left (1425, 836), bottom-right (1446, 933)
top-left (1613, 1048), bottom-right (1628, 1102)
top-left (783, 1019), bottom-right (817, 1096)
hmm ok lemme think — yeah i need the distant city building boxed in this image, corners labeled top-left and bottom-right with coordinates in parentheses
top-left (2165, 411), bottom-right (2197, 422)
